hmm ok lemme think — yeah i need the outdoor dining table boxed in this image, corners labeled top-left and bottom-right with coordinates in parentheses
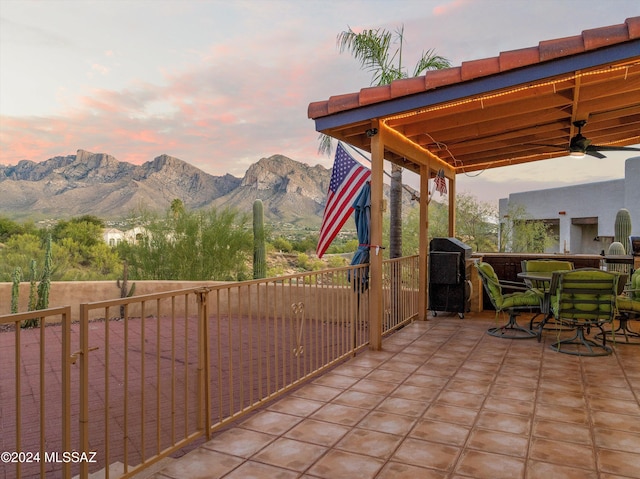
top-left (517, 270), bottom-right (566, 338)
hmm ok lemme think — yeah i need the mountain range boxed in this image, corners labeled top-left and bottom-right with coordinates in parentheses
top-left (0, 150), bottom-right (416, 227)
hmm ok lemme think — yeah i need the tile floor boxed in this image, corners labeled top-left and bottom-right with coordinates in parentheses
top-left (149, 313), bottom-right (640, 479)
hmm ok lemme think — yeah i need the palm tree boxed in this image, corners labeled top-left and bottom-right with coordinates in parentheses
top-left (324, 25), bottom-right (450, 258)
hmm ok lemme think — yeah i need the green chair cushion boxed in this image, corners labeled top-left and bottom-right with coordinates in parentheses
top-left (477, 262), bottom-right (504, 308)
top-left (551, 270), bottom-right (617, 322)
top-left (525, 260), bottom-right (573, 273)
top-left (617, 296), bottom-right (640, 314)
top-left (502, 289), bottom-right (542, 309)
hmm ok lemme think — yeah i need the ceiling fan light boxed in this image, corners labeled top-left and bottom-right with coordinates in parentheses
top-left (570, 150), bottom-right (586, 158)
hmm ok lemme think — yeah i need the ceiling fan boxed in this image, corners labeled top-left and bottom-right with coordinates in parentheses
top-left (567, 120), bottom-right (640, 159)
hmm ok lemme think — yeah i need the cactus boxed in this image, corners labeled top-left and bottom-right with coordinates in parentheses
top-left (607, 241), bottom-right (627, 273)
top-left (35, 235), bottom-right (52, 312)
top-left (22, 235), bottom-right (52, 328)
top-left (253, 199), bottom-right (266, 279)
top-left (116, 260), bottom-right (136, 318)
top-left (28, 259), bottom-right (38, 311)
top-left (614, 208), bottom-right (632, 254)
top-left (11, 267), bottom-right (21, 314)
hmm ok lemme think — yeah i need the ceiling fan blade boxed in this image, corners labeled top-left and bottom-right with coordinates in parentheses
top-left (590, 145), bottom-right (640, 153)
top-left (585, 149), bottom-right (606, 159)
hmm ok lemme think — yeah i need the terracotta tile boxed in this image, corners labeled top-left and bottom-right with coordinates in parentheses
top-left (350, 378), bottom-right (398, 396)
top-left (376, 461), bottom-right (447, 479)
top-left (529, 437), bottom-right (596, 470)
top-left (284, 418), bottom-right (349, 447)
top-left (311, 402), bottom-right (369, 426)
top-left (366, 368), bottom-right (411, 383)
top-left (482, 396), bottom-right (534, 417)
top-left (291, 383), bottom-right (342, 402)
top-left (467, 428), bottom-right (529, 457)
top-left (592, 410), bottom-right (640, 433)
top-left (267, 396), bottom-right (324, 417)
top-left (455, 449), bottom-right (525, 479)
top-left (391, 384), bottom-right (439, 402)
top-left (594, 427), bottom-right (640, 453)
top-left (534, 402), bottom-right (588, 424)
top-left (222, 460), bottom-right (299, 479)
top-left (588, 395), bottom-right (640, 415)
top-left (307, 449), bottom-right (384, 479)
top-left (403, 373), bottom-right (449, 389)
top-left (536, 389), bottom-right (586, 408)
top-left (381, 355), bottom-right (423, 372)
top-left (157, 448), bottom-right (243, 479)
top-left (436, 390), bottom-right (485, 410)
top-left (532, 419), bottom-right (592, 444)
top-left (252, 437), bottom-right (327, 472)
top-left (446, 379), bottom-right (492, 395)
top-left (336, 428), bottom-right (403, 459)
top-left (423, 404), bottom-right (479, 427)
top-left (202, 427), bottom-right (275, 458)
top-left (489, 384), bottom-right (536, 402)
top-left (392, 437), bottom-right (460, 471)
top-left (240, 411), bottom-right (303, 435)
top-left (330, 364), bottom-right (373, 378)
top-left (454, 368), bottom-right (496, 383)
top-left (376, 396), bottom-right (428, 417)
top-left (410, 418), bottom-right (470, 446)
top-left (585, 384), bottom-right (637, 402)
top-left (526, 460), bottom-right (598, 479)
top-left (597, 449), bottom-right (640, 478)
top-left (311, 372), bottom-right (360, 389)
top-left (475, 410), bottom-right (531, 435)
top-left (332, 389), bottom-right (385, 409)
top-left (357, 411), bottom-right (417, 435)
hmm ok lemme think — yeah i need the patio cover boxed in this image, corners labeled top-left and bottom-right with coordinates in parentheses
top-left (307, 17), bottom-right (640, 348)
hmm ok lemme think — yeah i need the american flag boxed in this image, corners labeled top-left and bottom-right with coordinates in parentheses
top-left (434, 168), bottom-right (447, 196)
top-left (316, 143), bottom-right (371, 258)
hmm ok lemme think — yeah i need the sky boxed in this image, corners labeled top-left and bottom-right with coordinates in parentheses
top-left (1, 0), bottom-right (639, 206)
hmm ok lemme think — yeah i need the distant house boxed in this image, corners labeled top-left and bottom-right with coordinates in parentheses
top-left (499, 156), bottom-right (639, 254)
top-left (103, 228), bottom-right (124, 247)
top-left (124, 226), bottom-right (148, 244)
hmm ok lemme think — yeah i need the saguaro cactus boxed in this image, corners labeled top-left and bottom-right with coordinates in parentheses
top-left (28, 259), bottom-right (38, 311)
top-left (116, 260), bottom-right (136, 318)
top-left (35, 234), bottom-right (52, 312)
top-left (253, 199), bottom-right (266, 279)
top-left (11, 267), bottom-right (21, 314)
top-left (614, 208), bottom-right (632, 254)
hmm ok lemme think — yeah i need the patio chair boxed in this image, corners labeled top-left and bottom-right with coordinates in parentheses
top-left (520, 259), bottom-right (574, 334)
top-left (598, 269), bottom-right (640, 344)
top-left (549, 268), bottom-right (620, 356)
top-left (475, 261), bottom-right (542, 339)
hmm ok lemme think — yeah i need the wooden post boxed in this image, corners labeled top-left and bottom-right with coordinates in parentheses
top-left (418, 164), bottom-right (430, 321)
top-left (369, 123), bottom-right (384, 350)
top-left (448, 174), bottom-right (456, 237)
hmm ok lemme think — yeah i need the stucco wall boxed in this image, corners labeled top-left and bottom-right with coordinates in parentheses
top-left (499, 156), bottom-right (639, 254)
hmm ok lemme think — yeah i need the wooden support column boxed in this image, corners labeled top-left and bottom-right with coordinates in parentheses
top-left (448, 174), bottom-right (456, 237)
top-left (418, 163), bottom-right (430, 321)
top-left (369, 123), bottom-right (384, 350)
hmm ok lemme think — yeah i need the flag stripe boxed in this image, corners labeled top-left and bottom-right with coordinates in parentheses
top-left (317, 144), bottom-right (371, 258)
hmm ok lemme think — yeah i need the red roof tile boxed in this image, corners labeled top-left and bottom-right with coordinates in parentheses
top-left (308, 16), bottom-right (640, 120)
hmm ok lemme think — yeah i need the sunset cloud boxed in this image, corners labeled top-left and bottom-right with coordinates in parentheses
top-left (1, 0), bottom-right (638, 206)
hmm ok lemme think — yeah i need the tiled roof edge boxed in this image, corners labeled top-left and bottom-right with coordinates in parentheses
top-left (308, 16), bottom-right (640, 120)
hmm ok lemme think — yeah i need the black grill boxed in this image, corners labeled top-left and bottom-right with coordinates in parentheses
top-left (428, 238), bottom-right (472, 318)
